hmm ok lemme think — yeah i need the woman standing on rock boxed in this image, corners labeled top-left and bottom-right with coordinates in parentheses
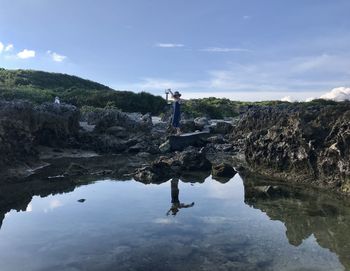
top-left (168, 89), bottom-right (182, 135)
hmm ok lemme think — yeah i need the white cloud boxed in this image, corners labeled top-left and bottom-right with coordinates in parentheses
top-left (183, 91), bottom-right (320, 102)
top-left (320, 87), bottom-right (350, 101)
top-left (305, 97), bottom-right (316, 102)
top-left (281, 96), bottom-right (296, 102)
top-left (206, 54), bottom-right (350, 92)
top-left (153, 218), bottom-right (177, 224)
top-left (123, 77), bottom-right (194, 91)
top-left (0, 42), bottom-right (4, 53)
top-left (201, 47), bottom-right (251, 53)
top-left (116, 53), bottom-right (350, 101)
top-left (49, 199), bottom-right (63, 209)
top-left (243, 15), bottom-right (251, 20)
top-left (17, 49), bottom-right (36, 59)
top-left (155, 43), bottom-right (184, 48)
top-left (47, 50), bottom-right (67, 62)
top-left (5, 44), bottom-right (13, 52)
top-left (26, 203), bottom-right (33, 212)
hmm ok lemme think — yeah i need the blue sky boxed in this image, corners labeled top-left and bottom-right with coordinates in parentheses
top-left (0, 0), bottom-right (350, 101)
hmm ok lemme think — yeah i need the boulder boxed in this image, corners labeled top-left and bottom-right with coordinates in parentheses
top-left (105, 126), bottom-right (128, 138)
top-left (168, 131), bottom-right (210, 151)
top-left (194, 117), bottom-right (209, 130)
top-left (179, 119), bottom-right (196, 133)
top-left (211, 121), bottom-right (233, 134)
top-left (133, 147), bottom-right (212, 183)
top-left (93, 108), bottom-right (151, 133)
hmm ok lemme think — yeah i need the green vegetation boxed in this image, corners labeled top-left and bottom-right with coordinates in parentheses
top-left (0, 68), bottom-right (342, 118)
top-left (0, 68), bottom-right (166, 115)
top-left (182, 97), bottom-right (291, 118)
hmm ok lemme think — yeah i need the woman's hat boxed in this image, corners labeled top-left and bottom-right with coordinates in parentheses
top-left (173, 91), bottom-right (182, 97)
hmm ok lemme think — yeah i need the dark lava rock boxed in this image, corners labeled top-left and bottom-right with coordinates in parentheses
top-left (92, 109), bottom-right (151, 133)
top-left (211, 121), bottom-right (233, 134)
top-left (212, 163), bottom-right (237, 178)
top-left (194, 117), bottom-right (209, 130)
top-left (34, 102), bottom-right (80, 147)
top-left (133, 147), bottom-right (212, 184)
top-left (233, 102), bottom-right (350, 194)
top-left (105, 126), bottom-right (128, 138)
top-left (64, 163), bottom-right (88, 176)
top-left (168, 131), bottom-right (210, 151)
top-left (179, 119), bottom-right (197, 133)
top-left (0, 100), bottom-right (80, 170)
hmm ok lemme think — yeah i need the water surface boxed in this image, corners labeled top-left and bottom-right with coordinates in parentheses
top-left (0, 174), bottom-right (349, 271)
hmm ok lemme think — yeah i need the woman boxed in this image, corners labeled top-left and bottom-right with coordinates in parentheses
top-left (168, 90), bottom-right (182, 135)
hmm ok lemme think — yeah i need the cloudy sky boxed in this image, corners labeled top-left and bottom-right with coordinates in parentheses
top-left (0, 0), bottom-right (349, 101)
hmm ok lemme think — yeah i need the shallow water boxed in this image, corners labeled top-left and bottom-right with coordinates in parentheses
top-left (0, 174), bottom-right (349, 271)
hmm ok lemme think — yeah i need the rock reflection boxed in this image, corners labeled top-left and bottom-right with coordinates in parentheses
top-left (166, 178), bottom-right (194, 216)
top-left (0, 176), bottom-right (93, 230)
top-left (242, 172), bottom-right (350, 270)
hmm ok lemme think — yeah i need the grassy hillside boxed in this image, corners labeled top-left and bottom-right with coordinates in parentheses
top-left (0, 68), bottom-right (340, 118)
top-left (0, 68), bottom-right (166, 114)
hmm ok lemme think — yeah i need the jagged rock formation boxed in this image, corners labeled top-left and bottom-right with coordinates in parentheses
top-left (34, 102), bottom-right (80, 146)
top-left (0, 100), bottom-right (37, 167)
top-left (80, 108), bottom-right (162, 154)
top-left (233, 102), bottom-right (350, 194)
top-left (0, 100), bottom-right (80, 170)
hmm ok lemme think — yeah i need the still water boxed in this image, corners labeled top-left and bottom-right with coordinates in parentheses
top-left (0, 174), bottom-right (349, 271)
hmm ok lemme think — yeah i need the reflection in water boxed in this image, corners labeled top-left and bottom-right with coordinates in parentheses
top-left (243, 172), bottom-right (350, 270)
top-left (167, 178), bottom-right (194, 216)
top-left (0, 171), bottom-right (349, 270)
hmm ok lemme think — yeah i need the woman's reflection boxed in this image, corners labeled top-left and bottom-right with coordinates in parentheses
top-left (166, 178), bottom-right (194, 216)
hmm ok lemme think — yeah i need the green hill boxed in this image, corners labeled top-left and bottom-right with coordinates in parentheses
top-left (0, 68), bottom-right (166, 114)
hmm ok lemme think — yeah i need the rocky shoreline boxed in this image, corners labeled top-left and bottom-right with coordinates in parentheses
top-left (1, 99), bottom-right (349, 195)
top-left (234, 102), bottom-right (350, 194)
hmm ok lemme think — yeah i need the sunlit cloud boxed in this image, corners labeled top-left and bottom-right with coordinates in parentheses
top-left (155, 43), bottom-right (184, 48)
top-left (201, 47), bottom-right (251, 53)
top-left (280, 96), bottom-right (296, 102)
top-left (0, 42), bottom-right (4, 53)
top-left (200, 216), bottom-right (237, 224)
top-left (120, 77), bottom-right (194, 91)
top-left (320, 87), bottom-right (350, 101)
top-left (26, 203), bottom-right (33, 212)
top-left (5, 44), bottom-right (14, 52)
top-left (153, 217), bottom-right (178, 224)
top-left (116, 52), bottom-right (350, 101)
top-left (49, 199), bottom-right (63, 209)
top-left (17, 49), bottom-right (36, 59)
top-left (47, 50), bottom-right (67, 62)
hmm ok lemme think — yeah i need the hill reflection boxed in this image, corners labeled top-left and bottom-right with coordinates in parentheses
top-left (242, 172), bottom-right (350, 270)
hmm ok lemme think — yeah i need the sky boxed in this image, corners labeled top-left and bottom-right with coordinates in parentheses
top-left (0, 0), bottom-right (350, 101)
